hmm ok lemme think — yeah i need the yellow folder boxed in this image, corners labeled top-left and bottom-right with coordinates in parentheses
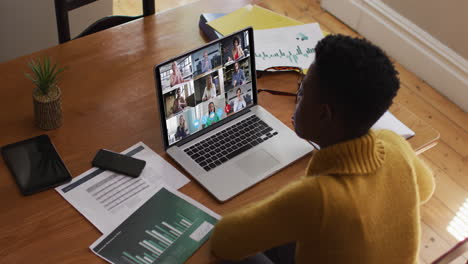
top-left (207, 4), bottom-right (304, 35)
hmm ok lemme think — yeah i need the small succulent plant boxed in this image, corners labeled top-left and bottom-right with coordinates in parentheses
top-left (25, 56), bottom-right (65, 95)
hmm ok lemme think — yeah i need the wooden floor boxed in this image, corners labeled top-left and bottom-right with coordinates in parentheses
top-left (114, 0), bottom-right (468, 263)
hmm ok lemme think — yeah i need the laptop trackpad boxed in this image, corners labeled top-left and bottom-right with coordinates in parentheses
top-left (236, 149), bottom-right (279, 178)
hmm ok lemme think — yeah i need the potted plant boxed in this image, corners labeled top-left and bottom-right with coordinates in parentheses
top-left (25, 57), bottom-right (65, 130)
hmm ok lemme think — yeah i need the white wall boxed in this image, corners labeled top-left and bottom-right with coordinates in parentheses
top-left (321, 0), bottom-right (468, 112)
top-left (0, 0), bottom-right (112, 63)
top-left (382, 0), bottom-right (468, 60)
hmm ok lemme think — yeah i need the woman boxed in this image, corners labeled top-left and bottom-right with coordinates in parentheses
top-left (172, 88), bottom-right (187, 114)
top-left (233, 88), bottom-right (246, 112)
top-left (205, 102), bottom-right (220, 127)
top-left (170, 61), bottom-right (183, 86)
top-left (231, 36), bottom-right (245, 61)
top-left (174, 115), bottom-right (188, 140)
top-left (202, 75), bottom-right (217, 101)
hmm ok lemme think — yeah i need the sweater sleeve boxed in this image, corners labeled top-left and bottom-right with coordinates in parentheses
top-left (210, 179), bottom-right (323, 261)
top-left (413, 155), bottom-right (435, 204)
top-left (376, 129), bottom-right (435, 205)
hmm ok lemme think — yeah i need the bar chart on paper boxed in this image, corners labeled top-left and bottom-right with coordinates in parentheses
top-left (91, 187), bottom-right (219, 264)
top-left (129, 213), bottom-right (196, 264)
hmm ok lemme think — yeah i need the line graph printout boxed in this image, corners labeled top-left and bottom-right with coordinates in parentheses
top-left (91, 186), bottom-right (220, 264)
top-left (254, 23), bottom-right (324, 71)
top-left (257, 46), bottom-right (316, 64)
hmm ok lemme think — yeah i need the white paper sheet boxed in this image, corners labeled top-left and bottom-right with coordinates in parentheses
top-left (56, 142), bottom-right (190, 234)
top-left (254, 23), bottom-right (324, 71)
top-left (372, 111), bottom-right (415, 139)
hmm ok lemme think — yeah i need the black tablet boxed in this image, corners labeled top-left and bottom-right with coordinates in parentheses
top-left (1, 135), bottom-right (72, 195)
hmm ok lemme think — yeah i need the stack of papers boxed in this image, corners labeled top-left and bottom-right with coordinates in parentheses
top-left (56, 142), bottom-right (190, 233)
top-left (56, 142), bottom-right (219, 263)
top-left (207, 5), bottom-right (326, 71)
top-left (207, 4), bottom-right (303, 36)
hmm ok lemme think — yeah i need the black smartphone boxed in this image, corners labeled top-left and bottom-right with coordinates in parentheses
top-left (92, 149), bottom-right (146, 178)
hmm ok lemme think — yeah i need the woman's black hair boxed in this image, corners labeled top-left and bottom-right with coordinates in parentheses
top-left (233, 36), bottom-right (240, 46)
top-left (208, 102), bottom-right (215, 113)
top-left (314, 34), bottom-right (400, 132)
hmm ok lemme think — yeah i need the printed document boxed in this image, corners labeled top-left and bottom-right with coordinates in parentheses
top-left (91, 185), bottom-right (220, 264)
top-left (56, 142), bottom-right (190, 234)
top-left (254, 23), bottom-right (324, 71)
top-left (372, 111), bottom-right (415, 139)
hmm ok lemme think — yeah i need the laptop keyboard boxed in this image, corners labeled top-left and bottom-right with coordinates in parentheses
top-left (183, 115), bottom-right (278, 172)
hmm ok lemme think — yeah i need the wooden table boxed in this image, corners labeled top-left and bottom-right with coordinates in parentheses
top-left (0, 0), bottom-right (439, 263)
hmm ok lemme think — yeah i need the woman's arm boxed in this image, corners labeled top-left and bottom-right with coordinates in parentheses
top-left (238, 46), bottom-right (245, 58)
top-left (179, 97), bottom-right (187, 108)
top-left (232, 72), bottom-right (239, 87)
top-left (202, 88), bottom-right (208, 101)
top-left (170, 75), bottom-right (175, 86)
top-left (211, 179), bottom-right (323, 260)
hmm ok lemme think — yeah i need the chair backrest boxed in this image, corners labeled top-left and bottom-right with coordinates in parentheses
top-left (431, 238), bottom-right (468, 264)
top-left (54, 0), bottom-right (155, 44)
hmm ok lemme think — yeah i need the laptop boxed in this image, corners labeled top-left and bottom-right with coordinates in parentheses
top-left (154, 27), bottom-right (314, 202)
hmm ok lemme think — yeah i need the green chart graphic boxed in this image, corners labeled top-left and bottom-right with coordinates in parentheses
top-left (255, 45), bottom-right (315, 64)
top-left (92, 188), bottom-right (219, 264)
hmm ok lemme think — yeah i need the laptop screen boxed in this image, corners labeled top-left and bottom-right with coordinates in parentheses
top-left (156, 28), bottom-right (256, 148)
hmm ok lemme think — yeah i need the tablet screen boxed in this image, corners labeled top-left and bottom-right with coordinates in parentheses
top-left (1, 135), bottom-right (71, 195)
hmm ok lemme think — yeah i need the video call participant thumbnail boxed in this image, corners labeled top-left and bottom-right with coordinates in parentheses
top-left (195, 97), bottom-right (226, 128)
top-left (170, 61), bottom-right (184, 87)
top-left (192, 44), bottom-right (222, 78)
top-left (225, 84), bottom-right (252, 115)
top-left (229, 36), bottom-right (245, 61)
top-left (203, 75), bottom-right (217, 101)
top-left (201, 51), bottom-right (212, 73)
top-left (232, 88), bottom-right (246, 112)
top-left (172, 88), bottom-right (187, 115)
top-left (174, 114), bottom-right (189, 140)
top-left (194, 71), bottom-right (223, 105)
top-left (221, 34), bottom-right (248, 65)
top-left (232, 62), bottom-right (246, 87)
top-left (205, 102), bottom-right (220, 127)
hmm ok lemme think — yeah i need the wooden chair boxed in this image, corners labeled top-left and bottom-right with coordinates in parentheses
top-left (431, 238), bottom-right (468, 264)
top-left (54, 0), bottom-right (155, 44)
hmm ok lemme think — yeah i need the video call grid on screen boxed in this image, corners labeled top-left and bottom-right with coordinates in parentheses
top-left (159, 30), bottom-right (254, 146)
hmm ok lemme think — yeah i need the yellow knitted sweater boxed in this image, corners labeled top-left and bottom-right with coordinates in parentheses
top-left (211, 130), bottom-right (435, 263)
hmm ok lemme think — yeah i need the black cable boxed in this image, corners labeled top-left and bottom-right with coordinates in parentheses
top-left (257, 89), bottom-right (296, 97)
top-left (256, 67), bottom-right (302, 97)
